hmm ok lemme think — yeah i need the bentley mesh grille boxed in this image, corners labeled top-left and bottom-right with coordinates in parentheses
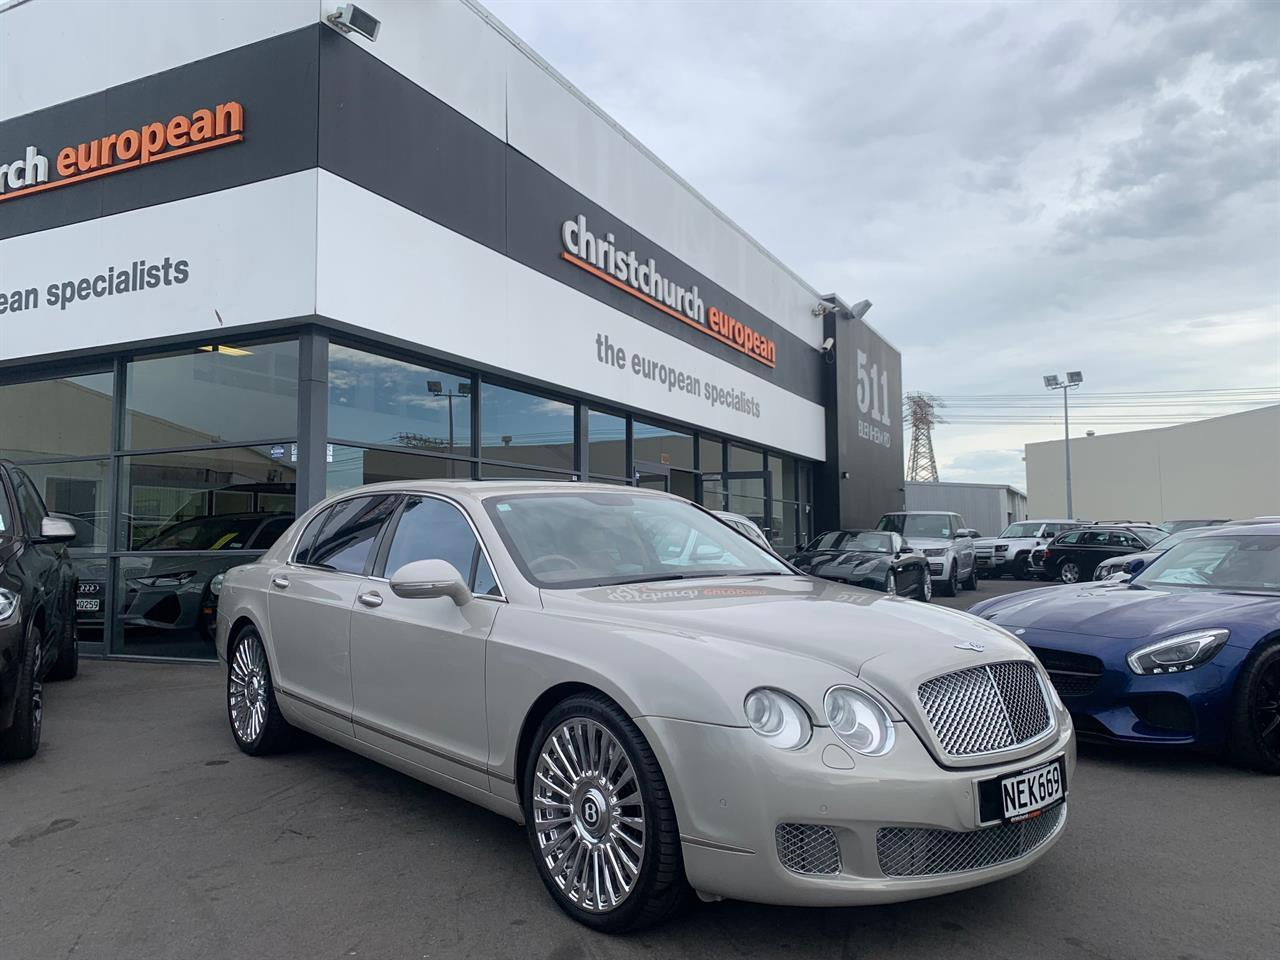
top-left (876, 803), bottom-right (1066, 878)
top-left (775, 823), bottom-right (841, 876)
top-left (917, 661), bottom-right (1053, 757)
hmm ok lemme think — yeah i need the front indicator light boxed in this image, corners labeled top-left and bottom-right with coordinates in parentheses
top-left (1127, 629), bottom-right (1229, 675)
top-left (824, 686), bottom-right (896, 756)
top-left (744, 688), bottom-right (812, 750)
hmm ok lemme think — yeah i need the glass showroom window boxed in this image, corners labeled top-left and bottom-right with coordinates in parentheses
top-left (113, 445), bottom-right (299, 659)
top-left (479, 382), bottom-right (576, 474)
top-left (327, 444), bottom-right (472, 497)
top-left (587, 410), bottom-right (627, 482)
top-left (329, 344), bottom-right (473, 459)
top-left (0, 370), bottom-right (116, 642)
top-left (124, 340), bottom-right (299, 449)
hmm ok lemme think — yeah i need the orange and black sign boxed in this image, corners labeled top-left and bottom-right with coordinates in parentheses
top-left (0, 101), bottom-right (244, 204)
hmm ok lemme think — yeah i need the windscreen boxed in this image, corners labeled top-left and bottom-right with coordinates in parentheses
top-left (878, 514), bottom-right (953, 539)
top-left (485, 491), bottom-right (791, 588)
top-left (847, 532), bottom-right (893, 553)
top-left (1136, 534), bottom-right (1280, 593)
top-left (138, 515), bottom-right (263, 551)
top-left (1000, 522), bottom-right (1042, 538)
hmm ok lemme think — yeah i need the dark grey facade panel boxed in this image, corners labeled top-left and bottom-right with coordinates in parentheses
top-left (0, 26), bottom-right (321, 241)
top-left (317, 29), bottom-right (506, 254)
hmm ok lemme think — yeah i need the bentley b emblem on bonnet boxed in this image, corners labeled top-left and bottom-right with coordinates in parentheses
top-left (954, 640), bottom-right (986, 652)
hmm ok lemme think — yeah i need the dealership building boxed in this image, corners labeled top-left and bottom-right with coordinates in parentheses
top-left (0, 0), bottom-right (904, 660)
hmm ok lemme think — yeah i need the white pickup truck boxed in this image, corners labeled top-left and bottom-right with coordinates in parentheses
top-left (974, 519), bottom-right (1082, 580)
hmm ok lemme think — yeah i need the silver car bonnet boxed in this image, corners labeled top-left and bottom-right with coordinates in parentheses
top-left (538, 574), bottom-right (1035, 710)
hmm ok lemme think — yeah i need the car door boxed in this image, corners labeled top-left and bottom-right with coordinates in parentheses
top-left (9, 468), bottom-right (68, 656)
top-left (953, 514), bottom-right (976, 578)
top-left (349, 494), bottom-right (501, 790)
top-left (266, 494), bottom-right (399, 737)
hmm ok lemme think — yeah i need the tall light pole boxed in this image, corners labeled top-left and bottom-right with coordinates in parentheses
top-left (1043, 371), bottom-right (1084, 517)
top-left (428, 380), bottom-right (471, 453)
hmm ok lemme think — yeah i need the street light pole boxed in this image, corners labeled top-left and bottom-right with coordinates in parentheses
top-left (1043, 371), bottom-right (1084, 519)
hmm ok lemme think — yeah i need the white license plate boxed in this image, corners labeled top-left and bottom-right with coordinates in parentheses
top-left (1000, 761), bottom-right (1064, 822)
top-left (76, 598), bottom-right (100, 612)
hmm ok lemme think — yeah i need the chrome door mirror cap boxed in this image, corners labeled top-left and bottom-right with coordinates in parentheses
top-left (39, 516), bottom-right (77, 543)
top-left (388, 559), bottom-right (471, 605)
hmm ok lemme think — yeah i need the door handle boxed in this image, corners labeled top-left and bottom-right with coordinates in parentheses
top-left (271, 576), bottom-right (290, 590)
top-left (358, 591), bottom-right (383, 608)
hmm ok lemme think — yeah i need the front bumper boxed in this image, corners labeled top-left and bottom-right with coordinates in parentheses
top-left (636, 712), bottom-right (1075, 906)
top-left (1026, 632), bottom-right (1246, 751)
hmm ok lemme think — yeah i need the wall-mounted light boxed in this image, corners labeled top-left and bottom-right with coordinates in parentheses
top-left (327, 3), bottom-right (381, 41)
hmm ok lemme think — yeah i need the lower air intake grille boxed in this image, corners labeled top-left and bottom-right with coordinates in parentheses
top-left (876, 803), bottom-right (1066, 878)
top-left (775, 823), bottom-right (841, 876)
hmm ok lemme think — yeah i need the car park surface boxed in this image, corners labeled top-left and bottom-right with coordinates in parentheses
top-left (1, 656), bottom-right (1274, 960)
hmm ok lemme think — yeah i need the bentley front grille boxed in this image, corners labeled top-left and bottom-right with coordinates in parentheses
top-left (877, 803), bottom-right (1066, 878)
top-left (917, 661), bottom-right (1053, 757)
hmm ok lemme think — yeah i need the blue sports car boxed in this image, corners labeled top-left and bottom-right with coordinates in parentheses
top-left (969, 524), bottom-right (1280, 773)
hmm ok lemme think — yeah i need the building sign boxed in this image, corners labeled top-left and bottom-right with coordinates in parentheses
top-left (0, 101), bottom-right (245, 204)
top-left (561, 214), bottom-right (778, 368)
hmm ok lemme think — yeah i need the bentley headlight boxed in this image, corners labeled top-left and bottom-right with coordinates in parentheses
top-left (743, 688), bottom-right (811, 750)
top-left (824, 686), bottom-right (896, 756)
top-left (0, 587), bottom-right (17, 621)
top-left (1127, 629), bottom-right (1229, 675)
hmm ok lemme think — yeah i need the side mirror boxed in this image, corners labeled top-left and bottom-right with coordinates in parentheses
top-left (389, 559), bottom-right (471, 605)
top-left (1122, 557), bottom-right (1146, 574)
top-left (39, 516), bottom-right (77, 543)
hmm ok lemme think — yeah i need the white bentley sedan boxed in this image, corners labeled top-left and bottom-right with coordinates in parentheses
top-left (216, 481), bottom-right (1075, 931)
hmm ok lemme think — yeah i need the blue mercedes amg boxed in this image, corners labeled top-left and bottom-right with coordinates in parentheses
top-left (969, 524), bottom-right (1280, 773)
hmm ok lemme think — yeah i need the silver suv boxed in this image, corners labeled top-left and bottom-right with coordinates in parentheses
top-left (876, 511), bottom-right (978, 596)
top-left (975, 520), bottom-right (1080, 580)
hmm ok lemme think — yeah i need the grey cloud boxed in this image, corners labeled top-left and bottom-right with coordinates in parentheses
top-left (1038, 20), bottom-right (1093, 69)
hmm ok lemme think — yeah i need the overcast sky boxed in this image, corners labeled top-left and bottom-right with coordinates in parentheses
top-left (485, 0), bottom-right (1280, 488)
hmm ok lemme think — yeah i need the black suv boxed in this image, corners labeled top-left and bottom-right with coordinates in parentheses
top-left (1038, 524), bottom-right (1167, 584)
top-left (1, 460), bottom-right (80, 760)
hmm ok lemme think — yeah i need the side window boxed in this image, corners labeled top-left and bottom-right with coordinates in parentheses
top-left (1058, 531), bottom-right (1082, 545)
top-left (384, 497), bottom-right (499, 596)
top-left (309, 495), bottom-right (398, 575)
top-left (294, 509), bottom-right (332, 565)
top-left (11, 468), bottom-right (48, 535)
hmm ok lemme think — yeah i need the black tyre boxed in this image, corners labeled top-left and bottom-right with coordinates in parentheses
top-left (46, 607), bottom-right (79, 681)
top-left (524, 692), bottom-right (691, 932)
top-left (0, 627), bottom-right (43, 761)
top-left (1227, 642), bottom-right (1280, 774)
top-left (227, 626), bottom-right (295, 756)
top-left (918, 567), bottom-right (932, 603)
top-left (1011, 556), bottom-right (1028, 580)
top-left (938, 565), bottom-right (958, 597)
top-left (962, 564), bottom-right (979, 591)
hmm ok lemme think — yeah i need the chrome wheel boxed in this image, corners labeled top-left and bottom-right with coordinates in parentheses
top-left (229, 634), bottom-right (270, 744)
top-left (532, 718), bottom-right (646, 913)
top-left (1060, 561), bottom-right (1081, 584)
top-left (886, 571), bottom-right (897, 596)
top-left (922, 569), bottom-right (933, 601)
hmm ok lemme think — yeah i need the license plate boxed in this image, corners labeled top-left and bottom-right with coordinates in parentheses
top-left (76, 598), bottom-right (100, 612)
top-left (978, 757), bottom-right (1066, 824)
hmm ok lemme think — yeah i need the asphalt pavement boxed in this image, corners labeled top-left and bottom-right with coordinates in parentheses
top-left (2, 591), bottom-right (1275, 960)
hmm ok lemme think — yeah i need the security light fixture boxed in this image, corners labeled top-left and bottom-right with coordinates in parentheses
top-left (427, 380), bottom-right (444, 394)
top-left (1043, 374), bottom-right (1060, 389)
top-left (820, 337), bottom-right (835, 354)
top-left (327, 3), bottom-right (381, 41)
top-left (1067, 370), bottom-right (1084, 385)
top-left (847, 299), bottom-right (872, 322)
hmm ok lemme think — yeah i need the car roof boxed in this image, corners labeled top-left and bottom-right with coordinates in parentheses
top-left (323, 479), bottom-right (678, 502)
top-left (1195, 522), bottom-right (1280, 536)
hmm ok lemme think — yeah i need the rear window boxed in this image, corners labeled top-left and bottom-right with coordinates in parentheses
top-left (305, 495), bottom-right (399, 575)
